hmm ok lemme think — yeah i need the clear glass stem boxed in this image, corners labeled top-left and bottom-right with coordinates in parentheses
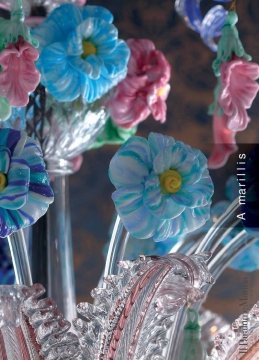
top-left (208, 231), bottom-right (256, 279)
top-left (47, 175), bottom-right (76, 322)
top-left (195, 198), bottom-right (240, 254)
top-left (7, 229), bottom-right (32, 286)
top-left (192, 231), bottom-right (257, 313)
top-left (103, 215), bottom-right (129, 280)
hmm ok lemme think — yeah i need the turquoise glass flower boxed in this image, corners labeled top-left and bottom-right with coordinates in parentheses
top-left (32, 4), bottom-right (130, 103)
top-left (109, 133), bottom-right (214, 241)
top-left (0, 128), bottom-right (54, 237)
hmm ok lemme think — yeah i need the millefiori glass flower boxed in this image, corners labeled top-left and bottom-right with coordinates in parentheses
top-left (0, 128), bottom-right (54, 237)
top-left (109, 132), bottom-right (214, 241)
top-left (108, 39), bottom-right (171, 128)
top-left (32, 4), bottom-right (130, 103)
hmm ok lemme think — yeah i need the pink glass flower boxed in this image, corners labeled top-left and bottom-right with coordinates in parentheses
top-left (0, 37), bottom-right (40, 107)
top-left (208, 113), bottom-right (238, 169)
top-left (108, 39), bottom-right (171, 128)
top-left (219, 58), bottom-right (259, 132)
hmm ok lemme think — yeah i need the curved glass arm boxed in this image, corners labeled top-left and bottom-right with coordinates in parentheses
top-left (195, 198), bottom-right (240, 254)
top-left (103, 215), bottom-right (130, 282)
top-left (166, 230), bottom-right (257, 360)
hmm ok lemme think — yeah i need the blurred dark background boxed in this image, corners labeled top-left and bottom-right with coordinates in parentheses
top-left (70, 0), bottom-right (259, 322)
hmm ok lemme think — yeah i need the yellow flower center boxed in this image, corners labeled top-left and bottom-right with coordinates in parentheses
top-left (82, 40), bottom-right (97, 58)
top-left (159, 169), bottom-right (182, 194)
top-left (0, 172), bottom-right (7, 191)
top-left (157, 86), bottom-right (167, 98)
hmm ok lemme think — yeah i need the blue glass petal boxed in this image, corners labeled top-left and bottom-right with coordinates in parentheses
top-left (229, 241), bottom-right (259, 272)
top-left (0, 107), bottom-right (26, 131)
top-left (175, 0), bottom-right (231, 51)
top-left (112, 187), bottom-right (159, 239)
top-left (182, 0), bottom-right (202, 32)
top-left (225, 175), bottom-right (239, 202)
top-left (109, 137), bottom-right (151, 188)
top-left (37, 43), bottom-right (81, 102)
top-left (33, 4), bottom-right (83, 51)
top-left (0, 163), bottom-right (30, 210)
top-left (0, 148), bottom-right (10, 173)
top-left (82, 5), bottom-right (114, 24)
top-left (148, 132), bottom-right (175, 159)
top-left (200, 5), bottom-right (228, 51)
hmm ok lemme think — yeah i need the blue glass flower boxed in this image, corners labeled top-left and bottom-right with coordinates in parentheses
top-left (109, 133), bottom-right (214, 241)
top-left (32, 4), bottom-right (130, 103)
top-left (0, 128), bottom-right (54, 237)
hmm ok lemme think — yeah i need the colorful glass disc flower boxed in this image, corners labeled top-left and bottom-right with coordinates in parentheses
top-left (0, 128), bottom-right (54, 237)
top-left (109, 132), bottom-right (214, 241)
top-left (32, 4), bottom-right (130, 103)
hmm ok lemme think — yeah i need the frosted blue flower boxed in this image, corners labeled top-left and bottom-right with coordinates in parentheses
top-left (0, 129), bottom-right (54, 237)
top-left (32, 4), bottom-right (130, 103)
top-left (109, 133), bottom-right (214, 241)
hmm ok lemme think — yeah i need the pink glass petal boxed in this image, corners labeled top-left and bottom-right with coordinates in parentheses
top-left (208, 113), bottom-right (238, 169)
top-left (0, 38), bottom-right (40, 107)
top-left (219, 59), bottom-right (259, 132)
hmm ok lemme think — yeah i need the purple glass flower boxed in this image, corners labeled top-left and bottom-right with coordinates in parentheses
top-left (0, 128), bottom-right (54, 237)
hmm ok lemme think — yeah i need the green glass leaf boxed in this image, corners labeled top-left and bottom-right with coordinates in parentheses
top-left (0, 97), bottom-right (11, 121)
top-left (91, 117), bottom-right (137, 149)
top-left (0, 0), bottom-right (38, 51)
top-left (212, 11), bottom-right (252, 77)
top-left (179, 308), bottom-right (206, 360)
top-left (208, 79), bottom-right (223, 116)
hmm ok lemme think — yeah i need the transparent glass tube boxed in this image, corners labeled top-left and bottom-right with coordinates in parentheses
top-left (208, 231), bottom-right (256, 280)
top-left (195, 198), bottom-right (240, 254)
top-left (7, 229), bottom-right (32, 286)
top-left (103, 215), bottom-right (130, 281)
top-left (47, 175), bottom-right (76, 322)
